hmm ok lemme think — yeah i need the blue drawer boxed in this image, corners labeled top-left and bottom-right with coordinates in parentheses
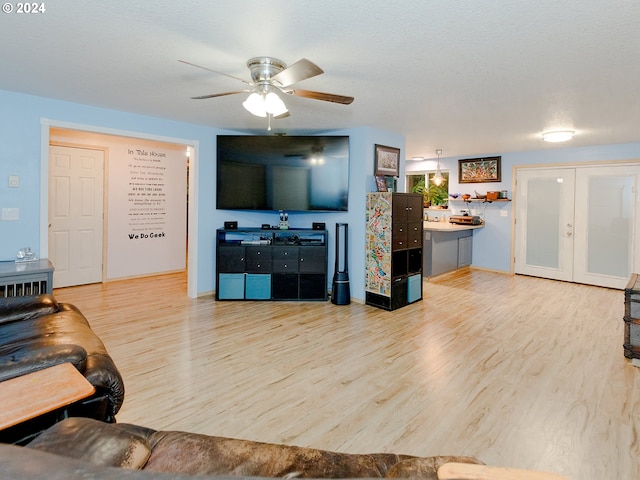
top-left (245, 274), bottom-right (271, 299)
top-left (218, 273), bottom-right (245, 299)
top-left (408, 273), bottom-right (422, 303)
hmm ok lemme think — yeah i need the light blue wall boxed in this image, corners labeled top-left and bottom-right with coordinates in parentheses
top-left (407, 142), bottom-right (640, 272)
top-left (206, 126), bottom-right (404, 301)
top-left (0, 89), bottom-right (219, 296)
top-left (0, 89), bottom-right (403, 300)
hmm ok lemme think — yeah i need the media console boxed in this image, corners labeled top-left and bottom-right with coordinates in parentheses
top-left (216, 228), bottom-right (328, 301)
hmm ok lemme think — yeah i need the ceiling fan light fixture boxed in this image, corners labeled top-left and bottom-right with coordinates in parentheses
top-left (242, 92), bottom-right (267, 117)
top-left (264, 91), bottom-right (288, 116)
top-left (183, 56), bottom-right (353, 122)
top-left (542, 130), bottom-right (575, 143)
top-left (242, 90), bottom-right (288, 118)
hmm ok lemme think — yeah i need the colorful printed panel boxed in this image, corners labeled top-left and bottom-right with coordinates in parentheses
top-left (365, 192), bottom-right (392, 296)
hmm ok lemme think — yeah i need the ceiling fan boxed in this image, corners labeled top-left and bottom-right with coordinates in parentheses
top-left (179, 57), bottom-right (354, 126)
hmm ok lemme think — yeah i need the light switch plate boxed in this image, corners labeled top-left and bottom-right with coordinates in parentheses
top-left (1, 208), bottom-right (19, 221)
top-left (500, 210), bottom-right (508, 217)
top-left (8, 175), bottom-right (19, 188)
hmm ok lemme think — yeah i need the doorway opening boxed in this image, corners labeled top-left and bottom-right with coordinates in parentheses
top-left (41, 122), bottom-right (198, 297)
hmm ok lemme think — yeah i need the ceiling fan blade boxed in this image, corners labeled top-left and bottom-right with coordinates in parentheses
top-left (274, 111), bottom-right (291, 119)
top-left (289, 89), bottom-right (354, 105)
top-left (190, 91), bottom-right (248, 100)
top-left (271, 58), bottom-right (323, 87)
top-left (179, 60), bottom-right (253, 86)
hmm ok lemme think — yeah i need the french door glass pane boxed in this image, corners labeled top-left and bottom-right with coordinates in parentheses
top-left (526, 178), bottom-right (562, 268)
top-left (587, 175), bottom-right (633, 277)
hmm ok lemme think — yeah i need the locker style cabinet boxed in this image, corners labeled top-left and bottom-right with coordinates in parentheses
top-left (216, 228), bottom-right (328, 301)
top-left (365, 192), bottom-right (423, 310)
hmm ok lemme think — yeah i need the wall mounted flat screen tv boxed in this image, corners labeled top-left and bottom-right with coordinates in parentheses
top-left (217, 135), bottom-right (349, 212)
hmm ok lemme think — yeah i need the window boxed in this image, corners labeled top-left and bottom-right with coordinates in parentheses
top-left (406, 171), bottom-right (449, 207)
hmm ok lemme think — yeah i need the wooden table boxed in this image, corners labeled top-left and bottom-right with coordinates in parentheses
top-left (0, 363), bottom-right (95, 430)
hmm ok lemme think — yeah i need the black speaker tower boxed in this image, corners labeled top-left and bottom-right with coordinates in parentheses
top-left (331, 223), bottom-right (350, 305)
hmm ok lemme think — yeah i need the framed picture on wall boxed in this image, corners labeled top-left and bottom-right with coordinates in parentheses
top-left (374, 144), bottom-right (400, 177)
top-left (458, 156), bottom-right (501, 183)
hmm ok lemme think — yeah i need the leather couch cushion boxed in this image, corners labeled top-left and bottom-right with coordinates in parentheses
top-left (0, 295), bottom-right (60, 325)
top-left (27, 417), bottom-right (151, 470)
top-left (144, 430), bottom-right (441, 478)
top-left (0, 344), bottom-right (87, 382)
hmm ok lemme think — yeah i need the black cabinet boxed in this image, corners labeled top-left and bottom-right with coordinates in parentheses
top-left (246, 247), bottom-right (272, 273)
top-left (365, 193), bottom-right (423, 310)
top-left (216, 228), bottom-right (328, 301)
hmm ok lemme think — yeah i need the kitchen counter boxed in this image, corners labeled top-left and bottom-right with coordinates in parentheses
top-left (423, 223), bottom-right (483, 277)
top-left (423, 221), bottom-right (485, 231)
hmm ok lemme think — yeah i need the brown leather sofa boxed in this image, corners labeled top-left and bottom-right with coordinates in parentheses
top-left (0, 294), bottom-right (124, 441)
top-left (12, 416), bottom-right (482, 479)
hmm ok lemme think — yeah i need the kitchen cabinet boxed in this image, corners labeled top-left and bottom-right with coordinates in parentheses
top-left (365, 192), bottom-right (423, 311)
top-left (422, 226), bottom-right (478, 277)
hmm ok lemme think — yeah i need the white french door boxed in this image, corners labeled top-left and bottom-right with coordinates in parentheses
top-left (515, 164), bottom-right (640, 289)
top-left (515, 168), bottom-right (576, 282)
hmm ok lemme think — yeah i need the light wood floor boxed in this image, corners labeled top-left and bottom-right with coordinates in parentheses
top-left (53, 269), bottom-right (639, 480)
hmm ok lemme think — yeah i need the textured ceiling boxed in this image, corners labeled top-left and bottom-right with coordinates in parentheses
top-left (1, 0), bottom-right (639, 159)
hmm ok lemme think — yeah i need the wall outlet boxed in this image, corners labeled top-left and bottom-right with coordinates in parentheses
top-left (1, 208), bottom-right (19, 221)
top-left (8, 175), bottom-right (19, 188)
top-left (500, 210), bottom-right (508, 217)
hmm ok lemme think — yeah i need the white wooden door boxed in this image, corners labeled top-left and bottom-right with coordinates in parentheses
top-left (515, 168), bottom-right (576, 282)
top-left (49, 146), bottom-right (104, 288)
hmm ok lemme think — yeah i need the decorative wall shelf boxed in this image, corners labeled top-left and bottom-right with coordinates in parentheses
top-left (451, 198), bottom-right (511, 204)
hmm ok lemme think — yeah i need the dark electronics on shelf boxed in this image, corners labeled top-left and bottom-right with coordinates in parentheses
top-left (312, 222), bottom-right (326, 230)
top-left (216, 135), bottom-right (349, 212)
top-left (449, 215), bottom-right (482, 225)
top-left (224, 221), bottom-right (238, 230)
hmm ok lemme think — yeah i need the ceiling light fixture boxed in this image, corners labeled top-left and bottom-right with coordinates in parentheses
top-left (432, 149), bottom-right (444, 186)
top-left (242, 86), bottom-right (288, 118)
top-left (542, 130), bottom-right (575, 143)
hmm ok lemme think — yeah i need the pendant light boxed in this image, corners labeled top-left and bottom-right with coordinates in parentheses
top-left (432, 149), bottom-right (444, 186)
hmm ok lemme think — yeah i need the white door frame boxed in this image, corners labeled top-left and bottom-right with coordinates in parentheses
top-left (40, 119), bottom-right (199, 298)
